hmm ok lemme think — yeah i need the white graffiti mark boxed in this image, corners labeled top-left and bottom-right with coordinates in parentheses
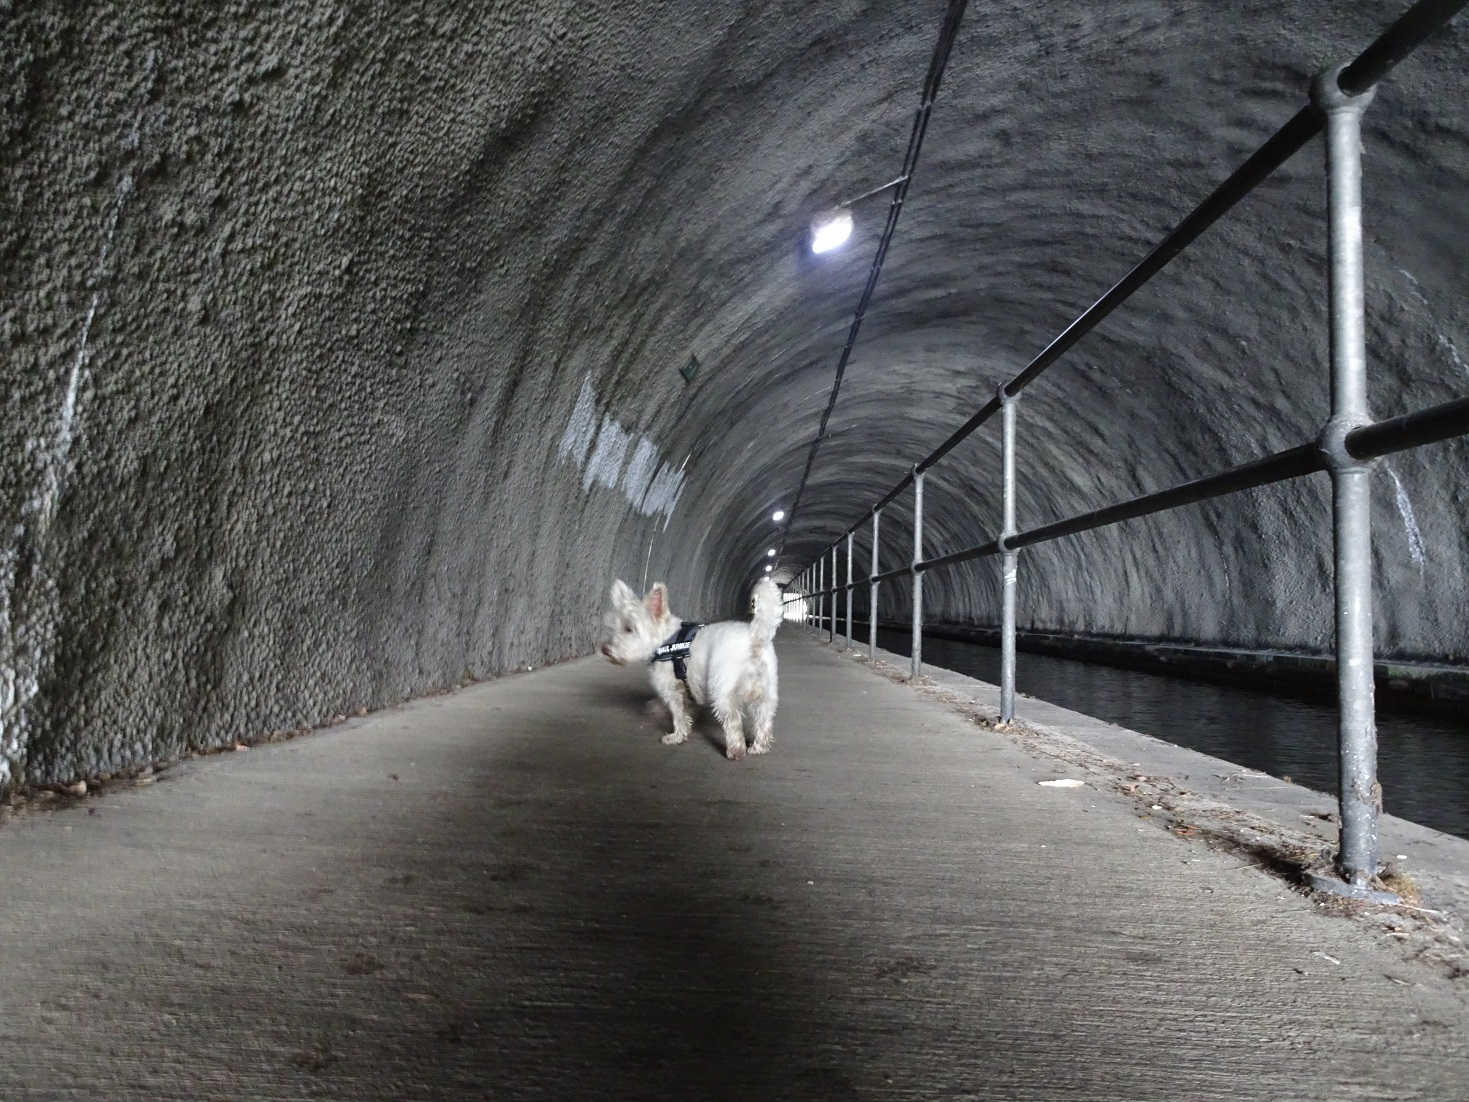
top-left (1397, 268), bottom-right (1428, 306)
top-left (0, 546), bottom-right (31, 787)
top-left (556, 377), bottom-right (686, 527)
top-left (1398, 269), bottom-right (1467, 381)
top-left (1385, 465), bottom-right (1427, 572)
top-left (1, 51), bottom-right (156, 787)
top-left (622, 436), bottom-right (658, 505)
top-left (556, 377), bottom-right (599, 466)
top-left (1437, 332), bottom-right (1467, 380)
top-left (582, 414), bottom-right (632, 492)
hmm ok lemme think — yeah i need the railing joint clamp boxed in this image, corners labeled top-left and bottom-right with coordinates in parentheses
top-left (1311, 62), bottom-right (1376, 117)
top-left (1319, 414), bottom-right (1375, 473)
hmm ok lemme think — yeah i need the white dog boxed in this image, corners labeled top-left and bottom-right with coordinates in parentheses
top-left (600, 577), bottom-right (782, 760)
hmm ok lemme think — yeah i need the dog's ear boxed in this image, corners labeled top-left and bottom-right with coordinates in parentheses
top-left (643, 582), bottom-right (670, 621)
top-left (610, 579), bottom-right (637, 611)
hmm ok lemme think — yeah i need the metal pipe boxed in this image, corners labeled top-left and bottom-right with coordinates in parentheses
top-left (999, 390), bottom-right (1018, 723)
top-left (831, 544), bottom-right (839, 643)
top-left (837, 173), bottom-right (910, 209)
top-left (817, 557), bottom-right (823, 636)
top-left (870, 510), bottom-right (880, 663)
top-left (1316, 65), bottom-right (1382, 890)
top-left (911, 469), bottom-right (924, 679)
top-left (874, 471), bottom-right (916, 513)
top-left (916, 442), bottom-right (1322, 575)
top-left (871, 563), bottom-right (912, 584)
top-left (1011, 443), bottom-right (1325, 552)
top-left (1346, 395), bottom-right (1469, 460)
top-left (845, 531), bottom-right (855, 650)
top-left (1339, 0), bottom-right (1468, 95)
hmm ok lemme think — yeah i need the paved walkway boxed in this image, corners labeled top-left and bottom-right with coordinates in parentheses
top-left (1, 632), bottom-right (1465, 1100)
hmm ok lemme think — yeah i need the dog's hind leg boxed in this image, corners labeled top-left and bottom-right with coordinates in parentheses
top-left (658, 685), bottom-right (693, 746)
top-left (748, 696), bottom-right (776, 755)
top-left (713, 699), bottom-right (746, 761)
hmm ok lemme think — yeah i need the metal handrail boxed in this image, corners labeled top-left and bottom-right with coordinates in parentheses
top-left (788, 392), bottom-right (1469, 599)
top-left (783, 0), bottom-right (1467, 903)
top-left (796, 0), bottom-right (1467, 545)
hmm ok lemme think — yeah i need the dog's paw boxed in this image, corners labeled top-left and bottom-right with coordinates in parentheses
top-left (748, 741), bottom-right (772, 755)
top-left (725, 743), bottom-right (746, 761)
top-left (660, 732), bottom-right (687, 746)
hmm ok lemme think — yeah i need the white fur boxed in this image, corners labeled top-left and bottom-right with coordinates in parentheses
top-left (600, 577), bottom-right (782, 760)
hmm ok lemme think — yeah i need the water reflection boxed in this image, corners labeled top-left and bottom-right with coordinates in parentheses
top-left (871, 628), bottom-right (1469, 841)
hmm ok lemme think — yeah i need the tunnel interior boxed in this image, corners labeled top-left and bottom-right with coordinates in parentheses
top-left (3, 1), bottom-right (1467, 789)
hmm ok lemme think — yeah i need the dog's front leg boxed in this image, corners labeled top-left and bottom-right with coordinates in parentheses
top-left (658, 684), bottom-right (693, 746)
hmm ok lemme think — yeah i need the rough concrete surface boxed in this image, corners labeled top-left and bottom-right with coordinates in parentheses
top-left (838, 627), bottom-right (1469, 963)
top-left (0, 633), bottom-right (1465, 1100)
top-left (3, 2), bottom-right (1467, 788)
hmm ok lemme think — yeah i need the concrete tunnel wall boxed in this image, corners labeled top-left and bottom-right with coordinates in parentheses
top-left (3, 1), bottom-right (1467, 790)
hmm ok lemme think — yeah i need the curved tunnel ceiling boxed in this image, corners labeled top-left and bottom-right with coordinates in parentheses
top-left (3, 2), bottom-right (1467, 786)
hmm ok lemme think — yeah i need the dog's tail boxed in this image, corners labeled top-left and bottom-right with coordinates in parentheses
top-left (749, 577), bottom-right (783, 650)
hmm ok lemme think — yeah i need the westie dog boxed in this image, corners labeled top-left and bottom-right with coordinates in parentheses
top-left (600, 577), bottom-right (782, 760)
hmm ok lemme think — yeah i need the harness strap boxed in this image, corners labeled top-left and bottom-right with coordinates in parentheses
top-left (651, 622), bottom-right (703, 681)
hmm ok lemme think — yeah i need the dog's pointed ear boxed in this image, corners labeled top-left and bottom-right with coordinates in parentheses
top-left (610, 579), bottom-right (636, 611)
top-left (644, 582), bottom-right (669, 621)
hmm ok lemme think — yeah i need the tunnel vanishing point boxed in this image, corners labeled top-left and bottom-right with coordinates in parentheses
top-left (2, 3), bottom-right (1467, 812)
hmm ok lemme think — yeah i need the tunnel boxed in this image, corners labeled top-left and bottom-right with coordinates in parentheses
top-left (3, 1), bottom-right (1467, 790)
top-left (3, 1), bottom-right (1469, 1096)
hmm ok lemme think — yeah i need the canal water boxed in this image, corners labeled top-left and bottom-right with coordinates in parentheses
top-left (864, 627), bottom-right (1469, 841)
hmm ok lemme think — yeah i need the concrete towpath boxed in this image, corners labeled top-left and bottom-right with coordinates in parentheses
top-left (1, 631), bottom-right (1465, 1100)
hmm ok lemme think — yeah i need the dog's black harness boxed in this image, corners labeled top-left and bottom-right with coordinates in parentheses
top-left (651, 622), bottom-right (703, 681)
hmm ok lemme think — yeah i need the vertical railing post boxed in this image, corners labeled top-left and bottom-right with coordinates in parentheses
top-left (1311, 65), bottom-right (1389, 899)
top-left (999, 386), bottom-right (1019, 723)
top-left (830, 544), bottom-right (839, 644)
top-left (869, 509), bottom-right (880, 663)
top-left (911, 467), bottom-right (924, 679)
top-left (845, 531), bottom-right (854, 650)
top-left (817, 557), bottom-right (824, 636)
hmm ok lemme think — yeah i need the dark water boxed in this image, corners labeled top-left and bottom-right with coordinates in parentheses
top-left (865, 627), bottom-right (1469, 841)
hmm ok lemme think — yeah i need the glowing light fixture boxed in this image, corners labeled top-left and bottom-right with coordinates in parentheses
top-left (809, 209), bottom-right (853, 254)
top-left (766, 548), bottom-right (776, 557)
top-left (772, 509), bottom-right (786, 523)
top-left (764, 564), bottom-right (774, 572)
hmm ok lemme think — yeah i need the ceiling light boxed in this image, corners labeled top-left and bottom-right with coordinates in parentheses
top-left (766, 548), bottom-right (775, 557)
top-left (764, 564), bottom-right (773, 572)
top-left (772, 509), bottom-right (786, 523)
top-left (809, 209), bottom-right (852, 254)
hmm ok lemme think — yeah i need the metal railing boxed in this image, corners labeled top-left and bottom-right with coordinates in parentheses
top-left (783, 0), bottom-right (1468, 902)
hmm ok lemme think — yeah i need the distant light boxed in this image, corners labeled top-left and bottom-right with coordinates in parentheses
top-left (810, 209), bottom-right (852, 254)
top-left (772, 510), bottom-right (786, 523)
top-left (764, 564), bottom-right (773, 572)
top-left (766, 548), bottom-right (775, 557)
